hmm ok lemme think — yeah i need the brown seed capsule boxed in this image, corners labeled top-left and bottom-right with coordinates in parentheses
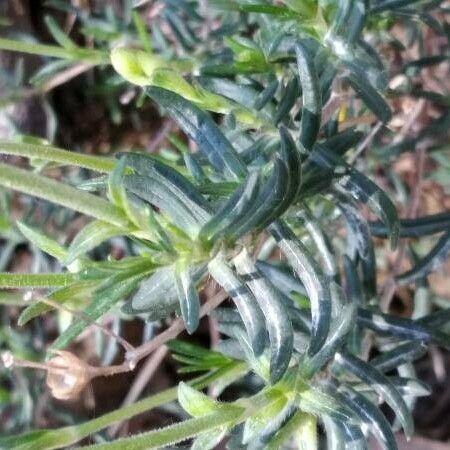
top-left (46, 350), bottom-right (91, 400)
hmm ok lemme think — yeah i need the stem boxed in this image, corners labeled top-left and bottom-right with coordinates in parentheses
top-left (0, 141), bottom-right (115, 173)
top-left (108, 346), bottom-right (169, 436)
top-left (0, 37), bottom-right (108, 63)
top-left (36, 296), bottom-right (135, 353)
top-left (0, 163), bottom-right (129, 227)
top-left (0, 272), bottom-right (76, 288)
top-left (7, 363), bottom-right (244, 450)
top-left (295, 413), bottom-right (317, 450)
top-left (83, 409), bottom-right (239, 450)
top-left (129, 289), bottom-right (228, 361)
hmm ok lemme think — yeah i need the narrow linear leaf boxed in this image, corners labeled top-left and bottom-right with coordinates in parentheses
top-left (0, 272), bottom-right (76, 289)
top-left (0, 140), bottom-right (114, 173)
top-left (370, 342), bottom-right (427, 373)
top-left (295, 40), bottom-right (322, 149)
top-left (345, 72), bottom-right (392, 123)
top-left (0, 163), bottom-right (129, 227)
top-left (175, 262), bottom-right (201, 334)
top-left (208, 254), bottom-right (266, 355)
top-left (234, 249), bottom-right (293, 383)
top-left (270, 221), bottom-right (331, 356)
top-left (178, 382), bottom-right (219, 417)
top-left (146, 87), bottom-right (247, 180)
top-left (199, 171), bottom-right (260, 243)
top-left (51, 269), bottom-right (149, 350)
top-left (396, 231), bottom-right (450, 285)
top-left (370, 212), bottom-right (450, 238)
top-left (337, 384), bottom-right (397, 450)
top-left (334, 352), bottom-right (414, 438)
top-left (17, 222), bottom-right (68, 261)
top-left (65, 220), bottom-right (130, 265)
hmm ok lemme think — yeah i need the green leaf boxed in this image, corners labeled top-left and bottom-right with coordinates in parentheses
top-left (270, 221), bottom-right (331, 356)
top-left (18, 280), bottom-right (97, 326)
top-left (0, 163), bottom-right (129, 228)
top-left (175, 261), bottom-right (201, 334)
top-left (334, 352), bottom-right (414, 439)
top-left (265, 411), bottom-right (314, 450)
top-left (301, 289), bottom-right (355, 378)
top-left (254, 78), bottom-right (279, 110)
top-left (370, 342), bottom-right (427, 373)
top-left (65, 220), bottom-right (130, 264)
top-left (357, 309), bottom-right (433, 342)
top-left (51, 267), bottom-right (151, 350)
top-left (311, 145), bottom-right (400, 249)
top-left (208, 254), bottom-right (266, 355)
top-left (122, 266), bottom-right (178, 317)
top-left (234, 249), bottom-right (293, 383)
top-left (0, 272), bottom-right (76, 289)
top-left (0, 37), bottom-right (107, 63)
top-left (17, 221), bottom-right (68, 261)
top-left (229, 133), bottom-right (301, 239)
top-left (146, 87), bottom-right (247, 180)
top-left (338, 384), bottom-right (397, 450)
top-left (298, 206), bottom-right (336, 276)
top-left (295, 40), bottom-right (322, 150)
top-left (192, 430), bottom-right (227, 450)
top-left (243, 396), bottom-right (288, 444)
top-left (274, 77), bottom-right (299, 124)
top-left (120, 152), bottom-right (212, 238)
top-left (396, 231), bottom-right (450, 285)
top-left (0, 141), bottom-right (114, 172)
top-left (178, 382), bottom-right (218, 417)
top-left (345, 72), bottom-right (392, 123)
top-left (199, 171), bottom-right (260, 243)
top-left (44, 16), bottom-right (77, 49)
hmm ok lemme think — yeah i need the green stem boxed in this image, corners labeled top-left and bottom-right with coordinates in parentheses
top-left (295, 413), bottom-right (317, 450)
top-left (8, 363), bottom-right (244, 450)
top-left (83, 410), bottom-right (238, 450)
top-left (0, 163), bottom-right (129, 227)
top-left (0, 272), bottom-right (76, 288)
top-left (0, 37), bottom-right (108, 63)
top-left (266, 411), bottom-right (314, 450)
top-left (0, 141), bottom-right (115, 173)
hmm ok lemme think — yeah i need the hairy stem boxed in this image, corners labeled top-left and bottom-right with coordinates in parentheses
top-left (0, 163), bottom-right (129, 227)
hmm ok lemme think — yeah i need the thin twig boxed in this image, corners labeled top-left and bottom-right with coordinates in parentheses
top-left (86, 289), bottom-right (228, 378)
top-left (349, 121), bottom-right (383, 164)
top-left (108, 345), bottom-right (168, 437)
top-left (146, 118), bottom-right (174, 153)
top-left (33, 295), bottom-right (135, 353)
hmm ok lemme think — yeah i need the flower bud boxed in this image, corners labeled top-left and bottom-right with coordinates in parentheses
top-left (46, 351), bottom-right (91, 400)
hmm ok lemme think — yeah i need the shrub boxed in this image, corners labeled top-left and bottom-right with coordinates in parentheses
top-left (0, 1), bottom-right (449, 449)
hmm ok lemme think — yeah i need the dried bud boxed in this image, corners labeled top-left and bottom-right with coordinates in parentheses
top-left (1, 351), bottom-right (14, 369)
top-left (46, 351), bottom-right (91, 400)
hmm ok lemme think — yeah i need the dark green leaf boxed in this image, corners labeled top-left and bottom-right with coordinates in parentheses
top-left (295, 40), bottom-right (322, 149)
top-left (270, 221), bottom-right (331, 356)
top-left (234, 249), bottom-right (293, 383)
top-left (146, 87), bottom-right (247, 180)
top-left (396, 231), bottom-right (450, 285)
top-left (208, 254), bottom-right (266, 356)
top-left (175, 261), bottom-right (201, 334)
top-left (334, 351), bottom-right (414, 438)
top-left (199, 171), bottom-right (260, 243)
